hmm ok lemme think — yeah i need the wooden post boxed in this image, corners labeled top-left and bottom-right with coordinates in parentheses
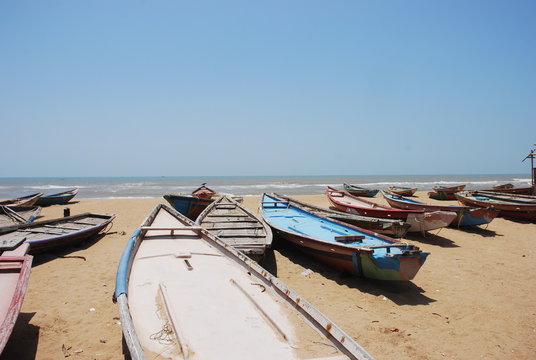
top-left (63, 208), bottom-right (70, 217)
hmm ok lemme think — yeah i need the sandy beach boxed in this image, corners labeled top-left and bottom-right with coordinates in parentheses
top-left (2, 192), bottom-right (536, 360)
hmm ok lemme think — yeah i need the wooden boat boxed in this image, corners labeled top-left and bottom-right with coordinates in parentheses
top-left (261, 194), bottom-right (429, 281)
top-left (382, 191), bottom-right (499, 227)
top-left (343, 184), bottom-right (379, 197)
top-left (273, 193), bottom-right (411, 238)
top-left (432, 184), bottom-right (466, 192)
top-left (114, 204), bottom-right (375, 360)
top-left (455, 191), bottom-right (536, 221)
top-left (164, 184), bottom-right (243, 220)
top-left (0, 193), bottom-right (43, 207)
top-left (163, 194), bottom-right (214, 220)
top-left (35, 188), bottom-right (78, 206)
top-left (0, 239), bottom-right (32, 355)
top-left (196, 196), bottom-right (272, 261)
top-left (0, 213), bottom-right (115, 254)
top-left (326, 187), bottom-right (456, 233)
top-left (191, 183), bottom-right (216, 199)
top-left (484, 184), bottom-right (533, 195)
top-left (387, 186), bottom-right (417, 196)
top-left (428, 190), bottom-right (457, 200)
top-left (0, 206), bottom-right (41, 228)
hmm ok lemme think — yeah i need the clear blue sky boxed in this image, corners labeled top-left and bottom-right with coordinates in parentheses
top-left (1, 1), bottom-right (535, 177)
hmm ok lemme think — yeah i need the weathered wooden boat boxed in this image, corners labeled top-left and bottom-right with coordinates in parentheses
top-left (0, 213), bottom-right (115, 254)
top-left (163, 194), bottom-right (214, 220)
top-left (0, 206), bottom-right (41, 228)
top-left (455, 191), bottom-right (536, 221)
top-left (261, 194), bottom-right (429, 281)
top-left (326, 187), bottom-right (456, 233)
top-left (432, 184), bottom-right (466, 192)
top-left (114, 204), bottom-right (375, 360)
top-left (196, 196), bottom-right (272, 260)
top-left (273, 193), bottom-right (411, 238)
top-left (382, 191), bottom-right (499, 227)
top-left (0, 193), bottom-right (43, 207)
top-left (387, 186), bottom-right (417, 196)
top-left (343, 184), bottom-right (379, 197)
top-left (35, 188), bottom-right (78, 206)
top-left (191, 183), bottom-right (216, 199)
top-left (0, 239), bottom-right (32, 355)
top-left (484, 184), bottom-right (533, 195)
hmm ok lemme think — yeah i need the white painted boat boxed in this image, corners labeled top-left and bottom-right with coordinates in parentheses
top-left (114, 204), bottom-right (374, 360)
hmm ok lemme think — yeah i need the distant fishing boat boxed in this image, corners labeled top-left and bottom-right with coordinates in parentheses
top-left (164, 184), bottom-right (242, 220)
top-left (484, 184), bottom-right (533, 195)
top-left (0, 239), bottom-right (32, 355)
top-left (196, 195), bottom-right (272, 261)
top-left (455, 191), bottom-right (536, 221)
top-left (114, 204), bottom-right (375, 360)
top-left (387, 186), bottom-right (417, 196)
top-left (0, 206), bottom-right (41, 228)
top-left (35, 188), bottom-right (78, 206)
top-left (428, 184), bottom-right (466, 200)
top-left (326, 187), bottom-right (456, 234)
top-left (0, 213), bottom-right (115, 254)
top-left (382, 191), bottom-right (498, 227)
top-left (261, 194), bottom-right (429, 281)
top-left (0, 193), bottom-right (43, 207)
top-left (343, 184), bottom-right (379, 197)
top-left (273, 193), bottom-right (411, 238)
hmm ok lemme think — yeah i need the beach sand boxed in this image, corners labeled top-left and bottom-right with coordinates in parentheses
top-left (2, 192), bottom-right (535, 359)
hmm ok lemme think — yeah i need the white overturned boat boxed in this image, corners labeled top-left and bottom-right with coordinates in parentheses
top-left (114, 204), bottom-right (374, 360)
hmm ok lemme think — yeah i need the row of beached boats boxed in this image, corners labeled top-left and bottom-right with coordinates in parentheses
top-left (0, 188), bottom-right (117, 355)
top-left (3, 182), bottom-right (536, 359)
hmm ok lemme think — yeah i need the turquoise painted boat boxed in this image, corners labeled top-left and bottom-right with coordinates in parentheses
top-left (343, 184), bottom-right (379, 197)
top-left (260, 194), bottom-right (429, 281)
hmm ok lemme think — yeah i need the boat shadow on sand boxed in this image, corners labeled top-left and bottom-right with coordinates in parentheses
top-left (404, 233), bottom-right (460, 248)
top-left (31, 232), bottom-right (112, 266)
top-left (1, 312), bottom-right (39, 360)
top-left (270, 240), bottom-right (435, 306)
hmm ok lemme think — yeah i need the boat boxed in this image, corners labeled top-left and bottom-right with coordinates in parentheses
top-left (196, 195), bottom-right (272, 261)
top-left (163, 194), bottom-right (214, 220)
top-left (455, 191), bottom-right (536, 221)
top-left (484, 184), bottom-right (533, 195)
top-left (0, 206), bottom-right (41, 228)
top-left (0, 193), bottom-right (43, 207)
top-left (35, 188), bottom-right (78, 206)
top-left (387, 186), bottom-right (417, 196)
top-left (428, 184), bottom-right (466, 201)
top-left (0, 213), bottom-right (115, 254)
top-left (326, 187), bottom-right (456, 234)
top-left (273, 193), bottom-right (411, 238)
top-left (343, 184), bottom-right (379, 197)
top-left (191, 183), bottom-right (216, 198)
top-left (261, 194), bottom-right (429, 281)
top-left (114, 204), bottom-right (375, 360)
top-left (164, 184), bottom-right (243, 220)
top-left (0, 238), bottom-right (32, 355)
top-left (382, 191), bottom-right (498, 227)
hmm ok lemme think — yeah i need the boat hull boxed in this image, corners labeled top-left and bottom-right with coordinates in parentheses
top-left (163, 194), bottom-right (214, 220)
top-left (456, 192), bottom-right (536, 221)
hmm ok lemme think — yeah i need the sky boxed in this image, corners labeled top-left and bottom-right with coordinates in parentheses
top-left (1, 1), bottom-right (535, 177)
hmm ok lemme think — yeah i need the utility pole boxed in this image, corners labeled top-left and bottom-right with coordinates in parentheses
top-left (522, 144), bottom-right (536, 195)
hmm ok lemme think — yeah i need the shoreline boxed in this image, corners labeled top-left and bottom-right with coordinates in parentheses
top-left (2, 193), bottom-right (535, 359)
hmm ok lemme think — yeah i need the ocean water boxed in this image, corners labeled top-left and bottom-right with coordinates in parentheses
top-left (0, 175), bottom-right (532, 199)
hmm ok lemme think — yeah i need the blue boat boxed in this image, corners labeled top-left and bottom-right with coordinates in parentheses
top-left (260, 194), bottom-right (429, 281)
top-left (382, 191), bottom-right (499, 227)
top-left (35, 188), bottom-right (78, 206)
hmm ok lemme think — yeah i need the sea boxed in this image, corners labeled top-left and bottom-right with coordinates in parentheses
top-left (0, 174), bottom-right (532, 199)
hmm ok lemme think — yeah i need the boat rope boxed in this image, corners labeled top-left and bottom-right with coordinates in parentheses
top-left (101, 221), bottom-right (114, 234)
top-left (149, 322), bottom-right (175, 345)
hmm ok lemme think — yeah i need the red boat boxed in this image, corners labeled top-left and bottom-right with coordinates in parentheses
top-left (0, 240), bottom-right (32, 355)
top-left (191, 183), bottom-right (216, 199)
top-left (326, 187), bottom-right (457, 233)
top-left (455, 191), bottom-right (536, 221)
